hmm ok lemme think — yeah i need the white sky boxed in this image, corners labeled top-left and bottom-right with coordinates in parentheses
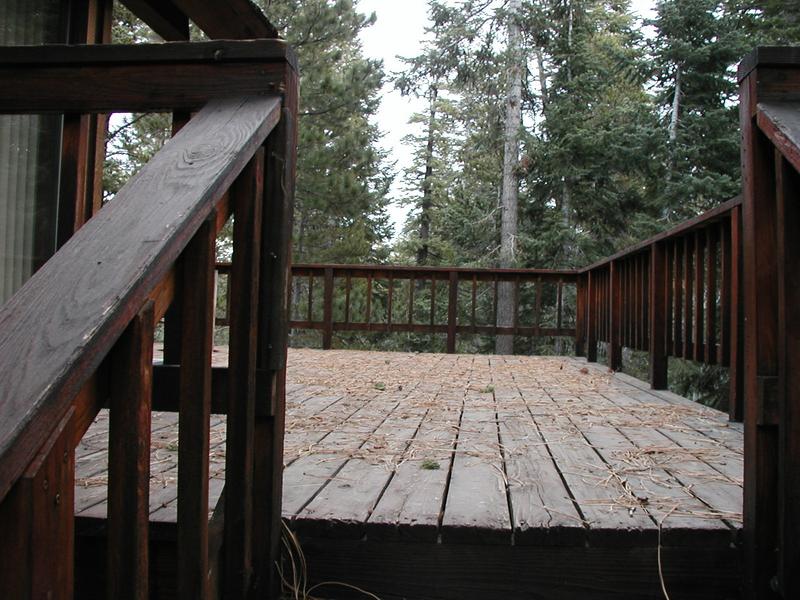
top-left (358, 0), bottom-right (657, 237)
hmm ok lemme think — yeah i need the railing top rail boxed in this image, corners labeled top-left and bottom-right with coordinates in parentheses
top-left (579, 195), bottom-right (742, 273)
top-left (738, 46), bottom-right (800, 82)
top-left (289, 263), bottom-right (578, 280)
top-left (0, 95), bottom-right (281, 502)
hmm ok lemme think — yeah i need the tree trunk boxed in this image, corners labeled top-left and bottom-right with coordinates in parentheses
top-left (495, 0), bottom-right (523, 355)
top-left (417, 86), bottom-right (438, 266)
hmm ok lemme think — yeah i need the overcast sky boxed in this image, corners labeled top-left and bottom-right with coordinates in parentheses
top-left (357, 0), bottom-right (657, 235)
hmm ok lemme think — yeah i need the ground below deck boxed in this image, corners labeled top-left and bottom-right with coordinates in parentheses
top-left (76, 348), bottom-right (744, 600)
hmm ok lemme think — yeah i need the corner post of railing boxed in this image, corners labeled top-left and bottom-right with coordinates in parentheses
top-left (738, 47), bottom-right (795, 600)
top-left (575, 273), bottom-right (586, 356)
top-left (447, 271), bottom-right (458, 353)
top-left (253, 64), bottom-right (299, 597)
top-left (649, 242), bottom-right (668, 389)
top-left (322, 267), bottom-right (334, 350)
top-left (608, 260), bottom-right (622, 371)
top-left (586, 270), bottom-right (598, 362)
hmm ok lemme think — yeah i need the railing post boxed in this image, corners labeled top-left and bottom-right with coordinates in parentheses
top-left (254, 72), bottom-right (298, 597)
top-left (649, 242), bottom-right (668, 389)
top-left (586, 271), bottom-right (597, 362)
top-left (322, 267), bottom-right (334, 350)
top-left (739, 49), bottom-right (781, 600)
top-left (446, 271), bottom-right (458, 353)
top-left (608, 261), bottom-right (622, 371)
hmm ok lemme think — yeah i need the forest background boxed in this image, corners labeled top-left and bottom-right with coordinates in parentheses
top-left (107, 0), bottom-right (799, 407)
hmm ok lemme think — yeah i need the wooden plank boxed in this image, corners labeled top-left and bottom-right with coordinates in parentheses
top-left (223, 150), bottom-right (264, 597)
top-left (0, 96), bottom-right (281, 504)
top-left (170, 0), bottom-right (279, 40)
top-left (673, 239), bottom-right (684, 358)
top-left (729, 205), bottom-right (744, 420)
top-left (757, 101), bottom-right (800, 173)
top-left (296, 407), bottom-right (427, 539)
top-left (107, 303), bottom-right (155, 600)
top-left (498, 407), bottom-right (584, 545)
top-left (608, 261), bottom-right (622, 371)
top-left (368, 394), bottom-right (462, 542)
top-left (177, 216), bottom-right (216, 600)
top-left (322, 267), bottom-right (334, 349)
top-left (586, 271), bottom-right (597, 362)
top-left (683, 235), bottom-right (693, 359)
top-left (441, 394), bottom-right (512, 544)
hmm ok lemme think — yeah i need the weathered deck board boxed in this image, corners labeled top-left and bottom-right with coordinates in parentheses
top-left (75, 348), bottom-right (743, 599)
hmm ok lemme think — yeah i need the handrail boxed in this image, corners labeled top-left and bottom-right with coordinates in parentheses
top-left (0, 96), bottom-right (280, 501)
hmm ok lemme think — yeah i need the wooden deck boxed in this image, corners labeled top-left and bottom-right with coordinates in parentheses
top-left (75, 348), bottom-right (743, 599)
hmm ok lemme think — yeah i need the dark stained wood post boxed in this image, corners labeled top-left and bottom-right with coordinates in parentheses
top-left (739, 49), bottom-right (781, 600)
top-left (649, 242), bottom-right (668, 389)
top-left (446, 271), bottom-right (458, 353)
top-left (177, 215), bottom-right (217, 600)
top-left (575, 274), bottom-right (586, 356)
top-left (776, 152), bottom-right (800, 600)
top-left (224, 150), bottom-right (264, 598)
top-left (586, 271), bottom-right (597, 363)
top-left (107, 302), bottom-right (155, 600)
top-left (322, 267), bottom-right (334, 349)
top-left (253, 66), bottom-right (298, 597)
top-left (0, 410), bottom-right (75, 600)
top-left (608, 260), bottom-right (622, 371)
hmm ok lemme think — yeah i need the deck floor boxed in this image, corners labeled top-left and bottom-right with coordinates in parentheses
top-left (75, 348), bottom-right (744, 599)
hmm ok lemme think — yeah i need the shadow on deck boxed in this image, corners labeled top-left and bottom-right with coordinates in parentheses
top-left (74, 348), bottom-right (742, 600)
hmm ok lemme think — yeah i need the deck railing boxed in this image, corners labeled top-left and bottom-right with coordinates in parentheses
top-left (0, 40), bottom-right (297, 600)
top-left (575, 196), bottom-right (744, 416)
top-left (216, 264), bottom-right (577, 352)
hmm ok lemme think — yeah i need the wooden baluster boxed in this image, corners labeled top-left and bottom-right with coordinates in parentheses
top-left (666, 241), bottom-right (674, 357)
top-left (720, 219), bottom-right (732, 366)
top-left (730, 205), bottom-right (744, 421)
top-left (650, 243), bottom-right (668, 389)
top-left (322, 267), bottom-right (334, 349)
top-left (306, 275), bottom-right (314, 324)
top-left (108, 302), bottom-right (155, 600)
top-left (575, 274), bottom-right (586, 356)
top-left (513, 277), bottom-right (521, 337)
top-left (177, 214), bottom-right (216, 600)
top-left (493, 275), bottom-right (499, 335)
top-left (609, 262), bottom-right (622, 371)
top-left (408, 274), bottom-right (415, 325)
top-left (640, 254), bottom-right (647, 350)
top-left (447, 271), bottom-right (458, 353)
top-left (366, 274), bottom-right (373, 328)
top-left (694, 230), bottom-right (705, 362)
top-left (430, 276), bottom-right (437, 328)
top-left (224, 151), bottom-right (264, 597)
top-left (705, 226), bottom-right (718, 365)
top-left (344, 273), bottom-right (351, 325)
top-left (674, 237), bottom-right (684, 358)
top-left (556, 278), bottom-right (563, 334)
top-left (683, 235), bottom-right (693, 359)
top-left (534, 276), bottom-right (542, 337)
top-left (387, 273), bottom-right (394, 330)
top-left (471, 275), bottom-right (478, 334)
top-left (587, 271), bottom-right (598, 362)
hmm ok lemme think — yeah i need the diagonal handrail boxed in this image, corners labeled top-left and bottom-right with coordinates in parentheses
top-left (0, 95), bottom-right (281, 501)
